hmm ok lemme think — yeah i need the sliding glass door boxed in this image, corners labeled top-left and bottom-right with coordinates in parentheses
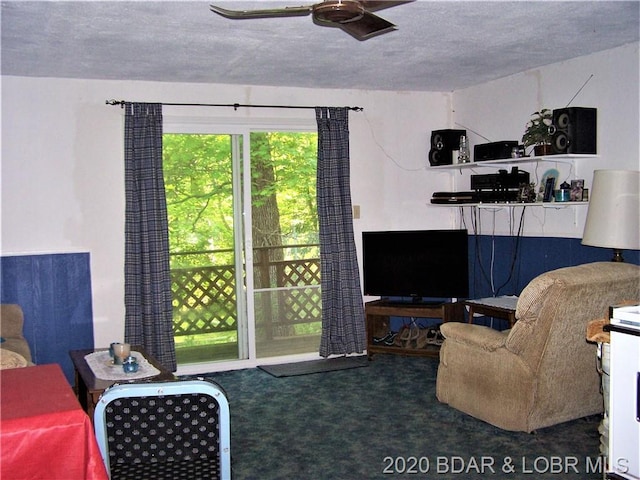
top-left (249, 132), bottom-right (321, 358)
top-left (163, 125), bottom-right (320, 366)
top-left (163, 133), bottom-right (245, 363)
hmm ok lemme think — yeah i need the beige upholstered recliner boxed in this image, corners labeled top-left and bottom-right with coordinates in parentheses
top-left (0, 304), bottom-right (33, 368)
top-left (436, 262), bottom-right (640, 433)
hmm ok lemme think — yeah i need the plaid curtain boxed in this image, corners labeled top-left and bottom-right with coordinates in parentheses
top-left (315, 107), bottom-right (366, 357)
top-left (124, 103), bottom-right (176, 372)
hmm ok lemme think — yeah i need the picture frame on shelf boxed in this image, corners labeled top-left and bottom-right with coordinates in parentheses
top-left (543, 177), bottom-right (556, 202)
top-left (570, 179), bottom-right (584, 201)
top-left (539, 168), bottom-right (560, 201)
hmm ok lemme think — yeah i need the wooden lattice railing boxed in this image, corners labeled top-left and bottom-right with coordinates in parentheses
top-left (170, 245), bottom-right (321, 337)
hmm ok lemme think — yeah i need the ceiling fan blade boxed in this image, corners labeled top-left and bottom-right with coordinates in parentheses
top-left (337, 11), bottom-right (396, 40)
top-left (360, 0), bottom-right (415, 13)
top-left (209, 4), bottom-right (313, 19)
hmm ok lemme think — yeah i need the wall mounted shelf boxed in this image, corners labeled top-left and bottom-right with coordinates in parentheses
top-left (429, 201), bottom-right (589, 209)
top-left (429, 153), bottom-right (597, 170)
top-left (428, 154), bottom-right (597, 213)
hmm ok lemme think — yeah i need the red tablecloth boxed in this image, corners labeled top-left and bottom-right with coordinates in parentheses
top-left (0, 364), bottom-right (108, 480)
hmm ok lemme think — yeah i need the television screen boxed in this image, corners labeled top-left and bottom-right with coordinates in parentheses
top-left (362, 229), bottom-right (469, 300)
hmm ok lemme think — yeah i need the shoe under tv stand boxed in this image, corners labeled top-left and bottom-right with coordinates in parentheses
top-left (365, 299), bottom-right (464, 359)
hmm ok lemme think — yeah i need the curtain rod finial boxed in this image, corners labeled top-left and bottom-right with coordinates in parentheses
top-left (106, 99), bottom-right (125, 108)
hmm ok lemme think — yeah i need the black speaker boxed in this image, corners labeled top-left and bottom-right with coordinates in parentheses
top-left (429, 129), bottom-right (466, 166)
top-left (551, 107), bottom-right (597, 154)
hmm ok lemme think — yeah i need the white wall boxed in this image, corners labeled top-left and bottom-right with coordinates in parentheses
top-left (1, 42), bottom-right (638, 349)
top-left (1, 78), bottom-right (451, 347)
top-left (450, 42), bottom-right (639, 237)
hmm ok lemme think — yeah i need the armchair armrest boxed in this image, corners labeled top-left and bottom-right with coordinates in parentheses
top-left (440, 323), bottom-right (509, 352)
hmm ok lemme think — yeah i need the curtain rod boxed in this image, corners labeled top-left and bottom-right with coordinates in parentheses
top-left (105, 99), bottom-right (363, 112)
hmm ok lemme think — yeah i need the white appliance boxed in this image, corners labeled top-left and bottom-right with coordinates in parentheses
top-left (608, 304), bottom-right (640, 480)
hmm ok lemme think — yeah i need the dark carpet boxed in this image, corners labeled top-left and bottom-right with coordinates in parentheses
top-left (194, 355), bottom-right (603, 480)
top-left (257, 355), bottom-right (369, 377)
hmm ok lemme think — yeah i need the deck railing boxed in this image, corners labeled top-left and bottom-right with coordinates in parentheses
top-left (170, 245), bottom-right (321, 338)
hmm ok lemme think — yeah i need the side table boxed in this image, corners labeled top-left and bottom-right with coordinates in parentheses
top-left (464, 296), bottom-right (518, 328)
top-left (69, 346), bottom-right (175, 421)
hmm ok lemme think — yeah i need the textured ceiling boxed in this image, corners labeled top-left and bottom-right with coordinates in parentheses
top-left (1, 1), bottom-right (639, 92)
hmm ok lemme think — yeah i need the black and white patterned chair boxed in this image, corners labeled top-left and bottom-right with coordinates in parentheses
top-left (94, 379), bottom-right (230, 480)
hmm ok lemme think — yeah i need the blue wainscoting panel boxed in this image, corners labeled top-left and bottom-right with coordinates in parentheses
top-left (387, 236), bottom-right (638, 332)
top-left (465, 235), bottom-right (639, 330)
top-left (468, 235), bottom-right (640, 300)
top-left (1, 253), bottom-right (94, 384)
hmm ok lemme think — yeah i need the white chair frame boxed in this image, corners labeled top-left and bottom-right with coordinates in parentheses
top-left (94, 379), bottom-right (231, 480)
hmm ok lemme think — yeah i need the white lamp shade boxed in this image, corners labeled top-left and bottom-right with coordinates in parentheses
top-left (582, 169), bottom-right (640, 251)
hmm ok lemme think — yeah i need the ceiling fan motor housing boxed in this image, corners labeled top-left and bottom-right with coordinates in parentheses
top-left (313, 0), bottom-right (365, 24)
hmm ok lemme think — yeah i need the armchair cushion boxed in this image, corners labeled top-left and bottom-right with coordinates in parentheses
top-left (0, 348), bottom-right (29, 369)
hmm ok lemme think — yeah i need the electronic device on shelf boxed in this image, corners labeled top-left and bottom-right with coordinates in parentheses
top-left (551, 107), bottom-right (597, 154)
top-left (470, 167), bottom-right (530, 190)
top-left (430, 192), bottom-right (477, 204)
top-left (473, 141), bottom-right (520, 162)
top-left (472, 166), bottom-right (529, 203)
top-left (428, 129), bottom-right (466, 166)
top-left (362, 229), bottom-right (469, 301)
top-left (431, 167), bottom-right (530, 204)
top-left (430, 191), bottom-right (521, 203)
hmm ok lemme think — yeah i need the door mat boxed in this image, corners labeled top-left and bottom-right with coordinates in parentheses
top-left (258, 355), bottom-right (369, 377)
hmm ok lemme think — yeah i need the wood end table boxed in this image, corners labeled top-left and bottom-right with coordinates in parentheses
top-left (69, 346), bottom-right (175, 421)
top-left (464, 296), bottom-right (518, 327)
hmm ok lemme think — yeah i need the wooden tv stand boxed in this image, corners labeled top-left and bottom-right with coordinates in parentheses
top-left (365, 299), bottom-right (464, 359)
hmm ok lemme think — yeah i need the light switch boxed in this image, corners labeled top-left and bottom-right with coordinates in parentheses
top-left (353, 205), bottom-right (361, 219)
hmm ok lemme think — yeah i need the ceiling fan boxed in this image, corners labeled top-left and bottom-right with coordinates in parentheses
top-left (209, 1), bottom-right (414, 40)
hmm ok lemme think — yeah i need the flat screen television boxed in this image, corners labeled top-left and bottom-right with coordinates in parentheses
top-left (362, 229), bottom-right (469, 301)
